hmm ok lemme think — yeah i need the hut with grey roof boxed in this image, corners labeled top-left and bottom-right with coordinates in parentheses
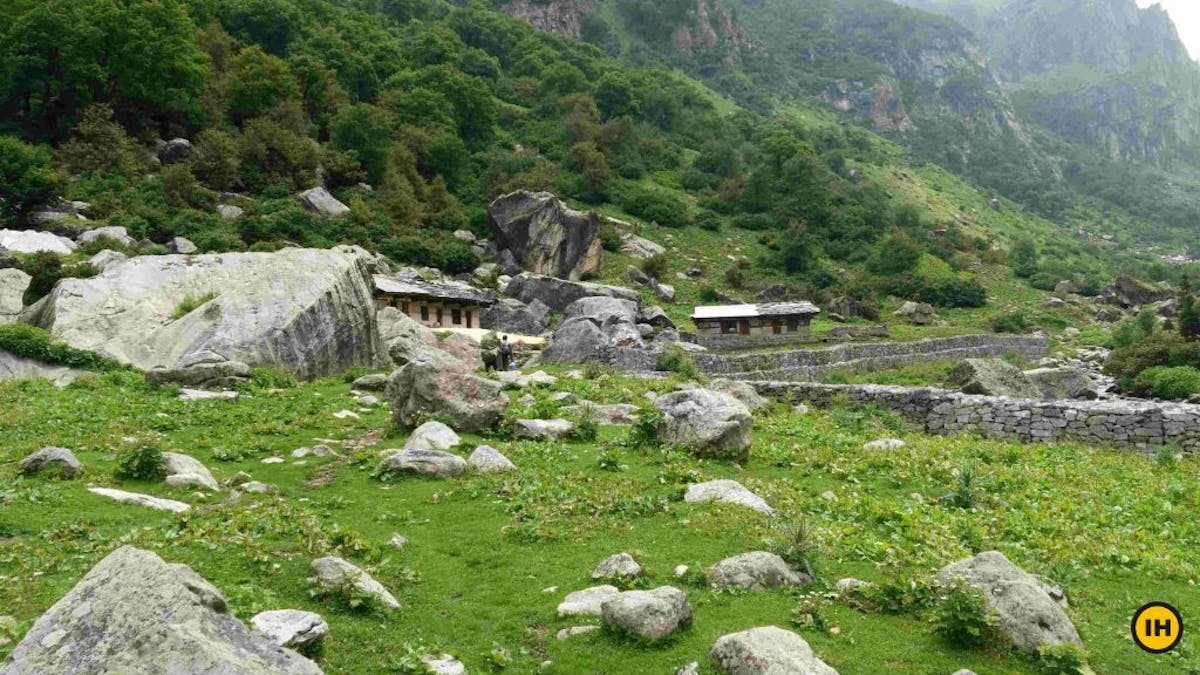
top-left (691, 301), bottom-right (820, 350)
top-left (374, 274), bottom-right (495, 329)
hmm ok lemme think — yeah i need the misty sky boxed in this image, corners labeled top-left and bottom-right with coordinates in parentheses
top-left (1137, 0), bottom-right (1200, 60)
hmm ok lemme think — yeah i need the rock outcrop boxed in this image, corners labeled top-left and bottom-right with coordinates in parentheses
top-left (22, 247), bottom-right (385, 379)
top-left (481, 298), bottom-right (551, 336)
top-left (0, 229), bottom-right (77, 255)
top-left (948, 358), bottom-right (1041, 398)
top-left (504, 274), bottom-right (639, 313)
top-left (297, 187), bottom-right (350, 218)
top-left (487, 191), bottom-right (602, 281)
top-left (0, 269), bottom-right (30, 324)
top-left (0, 546), bottom-right (321, 674)
top-left (386, 348), bottom-right (507, 432)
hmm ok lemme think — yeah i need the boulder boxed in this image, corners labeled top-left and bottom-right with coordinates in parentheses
top-left (0, 246), bottom-right (16, 269)
top-left (0, 269), bottom-right (31, 324)
top-left (21, 247), bottom-right (385, 379)
top-left (707, 552), bottom-right (809, 590)
top-left (654, 389), bottom-right (753, 460)
top-left (421, 654), bottom-right (466, 675)
top-left (379, 449), bottom-right (466, 478)
top-left (1104, 275), bottom-right (1172, 307)
top-left (145, 354), bottom-right (251, 390)
top-left (310, 556), bottom-right (400, 610)
top-left (403, 421), bottom-right (461, 452)
top-left (627, 265), bottom-right (650, 285)
top-left (620, 233), bottom-right (665, 260)
top-left (0, 229), bottom-right (77, 255)
top-left (948, 358), bottom-right (1041, 398)
top-left (78, 226), bottom-right (136, 248)
top-left (893, 301), bottom-right (935, 325)
top-left (296, 187), bottom-right (350, 218)
top-left (564, 402), bottom-right (640, 426)
top-left (937, 551), bottom-right (1082, 653)
top-left (601, 586), bottom-right (692, 642)
top-left (468, 445), bottom-right (516, 473)
top-left (377, 307), bottom-right (435, 367)
top-left (158, 138), bottom-right (193, 165)
top-left (684, 480), bottom-right (772, 515)
top-left (352, 373), bottom-right (389, 391)
top-left (563, 296), bottom-right (639, 326)
top-left (481, 298), bottom-right (551, 336)
top-left (1, 546), bottom-right (320, 674)
top-left (216, 204), bottom-right (244, 220)
top-left (504, 274), bottom-right (639, 313)
top-left (386, 349), bottom-right (507, 432)
top-left (0, 350), bottom-right (87, 386)
top-left (826, 296), bottom-right (868, 319)
top-left (18, 446), bottom-right (82, 477)
top-left (708, 378), bottom-right (768, 411)
top-left (709, 626), bottom-right (837, 675)
top-left (539, 318), bottom-right (611, 364)
top-left (453, 229), bottom-right (476, 243)
top-left (162, 452), bottom-right (219, 492)
top-left (436, 332), bottom-right (482, 368)
top-left (88, 249), bottom-right (128, 272)
top-left (87, 487), bottom-right (190, 513)
top-left (652, 280), bottom-right (676, 303)
top-left (168, 237), bottom-right (198, 254)
top-left (640, 306), bottom-right (675, 329)
top-left (1023, 367), bottom-right (1098, 400)
top-left (251, 610), bottom-right (328, 649)
top-left (514, 418), bottom-right (575, 439)
top-left (487, 190), bottom-right (602, 281)
top-left (591, 553), bottom-right (642, 580)
top-left (557, 585), bottom-right (620, 618)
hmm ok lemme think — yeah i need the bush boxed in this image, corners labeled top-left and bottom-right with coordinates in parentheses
top-left (0, 324), bottom-right (123, 372)
top-left (641, 253), bottom-right (669, 279)
top-left (114, 444), bottom-right (165, 481)
top-left (625, 408), bottom-right (663, 449)
top-left (20, 252), bottom-right (99, 305)
top-left (599, 223), bottom-right (622, 252)
top-left (1133, 366), bottom-right (1200, 400)
top-left (0, 135), bottom-right (61, 224)
top-left (570, 404), bottom-right (600, 442)
top-left (991, 313), bottom-right (1029, 334)
top-left (618, 185), bottom-right (688, 228)
top-left (765, 519), bottom-right (818, 580)
top-left (1105, 331), bottom-right (1200, 383)
top-left (656, 346), bottom-right (699, 380)
top-left (1034, 644), bottom-right (1088, 675)
top-left (933, 582), bottom-right (998, 648)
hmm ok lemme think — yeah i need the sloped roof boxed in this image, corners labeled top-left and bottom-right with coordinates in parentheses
top-left (373, 274), bottom-right (495, 305)
top-left (692, 301), bottom-right (820, 320)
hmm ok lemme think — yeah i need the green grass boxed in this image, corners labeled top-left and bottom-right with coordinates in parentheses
top-left (1, 369), bottom-right (1198, 673)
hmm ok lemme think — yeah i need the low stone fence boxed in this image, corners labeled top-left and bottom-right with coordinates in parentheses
top-left (750, 381), bottom-right (1200, 453)
top-left (607, 334), bottom-right (1050, 381)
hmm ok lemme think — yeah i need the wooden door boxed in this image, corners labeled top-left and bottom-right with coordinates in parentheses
top-left (739, 320), bottom-right (750, 335)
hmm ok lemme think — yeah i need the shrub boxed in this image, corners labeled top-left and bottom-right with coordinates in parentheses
top-left (570, 404), bottom-right (599, 442)
top-left (991, 313), bottom-right (1029, 334)
top-left (765, 519), bottom-right (818, 580)
top-left (1034, 644), bottom-right (1088, 675)
top-left (1106, 331), bottom-right (1200, 383)
top-left (245, 367), bottom-right (298, 390)
top-left (656, 346), bottom-right (699, 380)
top-left (618, 185), bottom-right (688, 228)
top-left (171, 293), bottom-right (217, 320)
top-left (599, 223), bottom-right (622, 252)
top-left (625, 408), bottom-right (663, 449)
top-left (20, 253), bottom-right (99, 305)
top-left (934, 581), bottom-right (999, 648)
top-left (919, 277), bottom-right (987, 308)
top-left (939, 464), bottom-right (983, 509)
top-left (114, 444), bottom-right (166, 481)
top-left (0, 135), bottom-right (61, 224)
top-left (641, 253), bottom-right (669, 279)
top-left (723, 267), bottom-right (745, 289)
top-left (1133, 366), bottom-right (1200, 400)
top-left (56, 104), bottom-right (144, 177)
top-left (0, 324), bottom-right (123, 372)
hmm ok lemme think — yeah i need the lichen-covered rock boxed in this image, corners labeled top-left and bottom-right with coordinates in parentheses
top-left (379, 449), bottom-right (466, 478)
top-left (709, 626), bottom-right (837, 675)
top-left (684, 480), bottom-right (773, 515)
top-left (654, 389), bottom-right (753, 460)
top-left (352, 373), bottom-right (389, 391)
top-left (386, 349), bottom-right (507, 433)
top-left (601, 586), bottom-right (692, 642)
top-left (707, 552), bottom-right (809, 590)
top-left (310, 557), bottom-right (400, 610)
top-left (708, 378), bottom-right (768, 411)
top-left (0, 229), bottom-right (76, 255)
top-left (468, 445), bottom-right (516, 473)
top-left (0, 269), bottom-right (30, 324)
top-left (145, 354), bottom-right (251, 390)
top-left (162, 452), bottom-right (219, 491)
top-left (481, 298), bottom-right (551, 336)
top-left (948, 358), bottom-right (1041, 398)
top-left (403, 421), bottom-right (461, 452)
top-left (893, 301), bottom-right (935, 325)
top-left (487, 191), bottom-right (602, 281)
top-left (514, 418), bottom-right (575, 439)
top-left (297, 187), bottom-right (350, 218)
top-left (591, 553), bottom-right (642, 580)
top-left (0, 350), bottom-right (87, 386)
top-left (937, 551), bottom-right (1082, 653)
top-left (251, 610), bottom-right (329, 649)
top-left (18, 447), bottom-right (82, 477)
top-left (87, 488), bottom-right (190, 513)
top-left (78, 226), bottom-right (136, 247)
top-left (377, 307), bottom-right (435, 367)
top-left (503, 274), bottom-right (639, 313)
top-left (563, 296), bottom-right (640, 326)
top-left (21, 247), bottom-right (385, 379)
top-left (1023, 367), bottom-right (1098, 400)
top-left (557, 585), bottom-right (620, 617)
top-left (620, 232), bottom-right (665, 259)
top-left (0, 546), bottom-right (320, 674)
top-left (539, 318), bottom-right (611, 364)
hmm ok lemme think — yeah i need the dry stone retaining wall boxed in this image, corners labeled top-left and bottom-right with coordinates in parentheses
top-left (750, 381), bottom-right (1200, 453)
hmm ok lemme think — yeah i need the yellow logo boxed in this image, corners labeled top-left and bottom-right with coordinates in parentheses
top-left (1131, 602), bottom-right (1183, 654)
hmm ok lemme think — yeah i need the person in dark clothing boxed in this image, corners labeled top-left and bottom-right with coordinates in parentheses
top-left (498, 335), bottom-right (514, 371)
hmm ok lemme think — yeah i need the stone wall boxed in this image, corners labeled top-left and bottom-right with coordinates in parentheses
top-left (750, 381), bottom-right (1200, 453)
top-left (607, 334), bottom-right (1050, 381)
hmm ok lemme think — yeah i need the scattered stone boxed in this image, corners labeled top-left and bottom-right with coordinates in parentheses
top-left (162, 452), bottom-right (219, 492)
top-left (548, 391), bottom-right (576, 404)
top-left (515, 418), bottom-right (575, 439)
top-left (168, 237), bottom-right (198, 254)
top-left (310, 556), bottom-right (400, 610)
top-left (251, 610), bottom-right (329, 649)
top-left (355, 394), bottom-right (380, 406)
top-left (333, 409), bottom-right (359, 420)
top-left (651, 279), bottom-right (676, 303)
top-left (297, 187), bottom-right (350, 218)
top-left (556, 625), bottom-right (600, 641)
top-left (18, 447), bottom-right (82, 478)
top-left (654, 389), bottom-right (753, 460)
top-left (389, 533), bottom-right (408, 550)
top-left (403, 421), bottom-right (461, 452)
top-left (557, 585), bottom-right (620, 618)
top-left (158, 138), bottom-right (193, 164)
top-left (386, 349), bottom-right (507, 433)
top-left (620, 232), bottom-right (665, 260)
top-left (836, 578), bottom-right (870, 593)
top-left (591, 553), bottom-right (643, 580)
top-left (863, 438), bottom-right (905, 451)
top-left (0, 269), bottom-right (30, 325)
top-left (226, 471), bottom-right (252, 487)
top-left (261, 457), bottom-right (285, 464)
top-left (937, 551), bottom-right (1082, 653)
top-left (820, 490), bottom-right (837, 502)
top-left (352, 373), bottom-right (389, 391)
top-left (676, 662), bottom-right (700, 675)
top-left (468, 445), bottom-right (516, 473)
top-left (237, 481), bottom-right (272, 494)
top-left (292, 445), bottom-right (338, 459)
top-left (378, 449), bottom-right (466, 478)
top-left (707, 552), bottom-right (809, 590)
top-left (1024, 367), bottom-right (1098, 400)
top-left (87, 487), bottom-right (190, 513)
top-left (640, 306), bottom-right (675, 329)
top-left (793, 403), bottom-right (809, 415)
top-left (216, 204), bottom-right (244, 220)
top-left (674, 565), bottom-right (689, 577)
top-left (421, 654), bottom-right (466, 675)
top-left (517, 393), bottom-right (536, 406)
top-left (684, 480), bottom-right (773, 515)
top-left (709, 626), bottom-right (837, 675)
top-left (1, 546), bottom-right (320, 674)
top-left (538, 318), bottom-right (611, 364)
top-left (893, 301), bottom-right (935, 325)
top-left (627, 265), bottom-right (650, 285)
top-left (178, 388), bottom-right (239, 401)
top-left (600, 586), bottom-right (692, 642)
top-left (563, 403), bottom-right (640, 426)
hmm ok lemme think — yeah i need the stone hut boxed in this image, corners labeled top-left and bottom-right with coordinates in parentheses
top-left (692, 301), bottom-right (820, 350)
top-left (373, 274), bottom-right (495, 329)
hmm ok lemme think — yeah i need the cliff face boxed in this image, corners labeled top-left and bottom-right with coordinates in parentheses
top-left (499, 0), bottom-right (596, 40)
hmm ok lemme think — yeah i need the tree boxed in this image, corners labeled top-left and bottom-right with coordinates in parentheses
top-left (55, 104), bottom-right (144, 177)
top-left (331, 104), bottom-right (395, 184)
top-left (1009, 239), bottom-right (1039, 278)
top-left (0, 136), bottom-right (60, 224)
top-left (1178, 274), bottom-right (1200, 340)
top-left (868, 228), bottom-right (923, 276)
top-left (228, 47), bottom-right (299, 123)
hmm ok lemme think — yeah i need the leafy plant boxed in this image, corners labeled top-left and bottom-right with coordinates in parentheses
top-left (114, 444), bottom-right (165, 481)
top-left (939, 464), bottom-right (983, 510)
top-left (766, 519), bottom-right (819, 580)
top-left (933, 581), bottom-right (999, 648)
top-left (656, 347), bottom-right (699, 380)
top-left (1034, 643), bottom-right (1088, 675)
top-left (172, 293), bottom-right (217, 320)
top-left (570, 404), bottom-right (599, 442)
top-left (640, 253), bottom-right (668, 279)
top-left (0, 325), bottom-right (123, 372)
top-left (624, 408), bottom-right (663, 449)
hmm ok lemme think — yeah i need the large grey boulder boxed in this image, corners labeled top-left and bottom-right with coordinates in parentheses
top-left (145, 353), bottom-right (250, 390)
top-left (162, 452), bottom-right (219, 491)
top-left (514, 418), bottom-right (575, 439)
top-left (158, 138), bottom-right (193, 165)
top-left (707, 552), bottom-right (809, 590)
top-left (386, 349), bottom-right (507, 432)
top-left (948, 358), bottom-right (1041, 398)
top-left (297, 187), bottom-right (350, 218)
top-left (0, 351), bottom-right (88, 386)
top-left (563, 296), bottom-right (639, 326)
top-left (379, 449), bottom-right (466, 478)
top-left (937, 551), bottom-right (1082, 653)
top-left (1023, 367), bottom-right (1098, 400)
top-left (88, 249), bottom-right (128, 272)
top-left (620, 232), bottom-right (665, 260)
top-left (467, 445), bottom-right (515, 473)
top-left (19, 447), bottom-right (82, 477)
top-left (708, 378), bottom-right (768, 411)
top-left (684, 480), bottom-right (773, 515)
top-left (591, 553), bottom-right (643, 580)
top-left (250, 610), bottom-right (328, 650)
top-left (601, 586), bottom-right (692, 642)
top-left (0, 546), bottom-right (320, 675)
top-left (654, 389), bottom-right (753, 460)
top-left (709, 626), bottom-right (837, 675)
top-left (1103, 275), bottom-right (1172, 307)
top-left (21, 247), bottom-right (385, 379)
top-left (557, 585), bottom-right (620, 618)
top-left (0, 229), bottom-right (77, 255)
top-left (377, 307), bottom-right (435, 367)
top-left (310, 556), bottom-right (400, 610)
top-left (0, 269), bottom-right (30, 324)
top-left (403, 421), bottom-right (461, 452)
top-left (168, 237), bottom-right (198, 254)
top-left (78, 226), bottom-right (136, 248)
top-left (503, 274), bottom-right (639, 313)
top-left (481, 298), bottom-right (551, 335)
top-left (487, 190), bottom-right (602, 281)
top-left (539, 318), bottom-right (611, 364)
top-left (893, 301), bottom-right (935, 325)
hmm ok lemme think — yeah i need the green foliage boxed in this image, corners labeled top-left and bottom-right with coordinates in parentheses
top-left (171, 293), bottom-right (217, 320)
top-left (569, 404), bottom-right (599, 443)
top-left (765, 519), bottom-right (818, 580)
top-left (114, 443), bottom-right (165, 481)
top-left (868, 228), bottom-right (923, 276)
top-left (990, 313), bottom-right (1029, 334)
top-left (625, 408), bottom-right (663, 449)
top-left (55, 105), bottom-right (145, 177)
top-left (933, 582), bottom-right (998, 648)
top-left (939, 464), bottom-right (983, 509)
top-left (1178, 275), bottom-right (1200, 341)
top-left (0, 136), bottom-right (61, 224)
top-left (1105, 331), bottom-right (1200, 384)
top-left (640, 253), bottom-right (669, 279)
top-left (656, 347), bottom-right (698, 380)
top-left (1010, 239), bottom-right (1039, 279)
top-left (0, 324), bottom-right (121, 372)
top-left (1034, 644), bottom-right (1088, 675)
top-left (1133, 366), bottom-right (1200, 401)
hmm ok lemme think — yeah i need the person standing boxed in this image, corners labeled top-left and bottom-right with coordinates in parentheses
top-left (498, 335), bottom-right (514, 371)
